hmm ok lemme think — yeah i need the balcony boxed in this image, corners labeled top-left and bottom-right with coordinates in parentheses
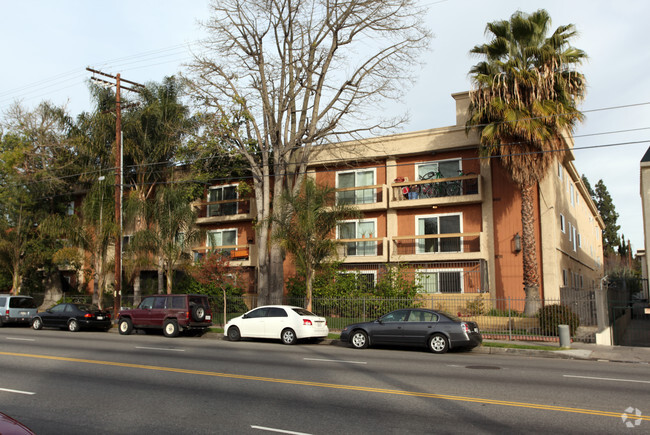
top-left (390, 232), bottom-right (482, 262)
top-left (195, 198), bottom-right (254, 224)
top-left (334, 185), bottom-right (387, 211)
top-left (335, 237), bottom-right (388, 263)
top-left (390, 174), bottom-right (481, 209)
top-left (192, 244), bottom-right (257, 267)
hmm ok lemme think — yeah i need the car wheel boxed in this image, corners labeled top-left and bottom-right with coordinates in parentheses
top-left (32, 317), bottom-right (43, 330)
top-left (68, 319), bottom-right (80, 332)
top-left (118, 318), bottom-right (133, 335)
top-left (227, 326), bottom-right (241, 341)
top-left (428, 334), bottom-right (449, 354)
top-left (350, 330), bottom-right (369, 349)
top-left (191, 305), bottom-right (206, 322)
top-left (163, 319), bottom-right (179, 337)
top-left (281, 328), bottom-right (297, 345)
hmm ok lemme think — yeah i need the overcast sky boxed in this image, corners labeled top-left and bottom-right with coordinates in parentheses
top-left (2, 0), bottom-right (649, 253)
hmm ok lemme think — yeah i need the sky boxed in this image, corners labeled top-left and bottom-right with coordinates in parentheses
top-left (2, 0), bottom-right (649, 253)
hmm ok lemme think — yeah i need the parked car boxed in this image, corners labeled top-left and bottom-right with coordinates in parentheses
top-left (117, 294), bottom-right (212, 337)
top-left (0, 412), bottom-right (35, 435)
top-left (340, 308), bottom-right (482, 354)
top-left (225, 305), bottom-right (329, 345)
top-left (0, 294), bottom-right (37, 327)
top-left (32, 303), bottom-right (112, 332)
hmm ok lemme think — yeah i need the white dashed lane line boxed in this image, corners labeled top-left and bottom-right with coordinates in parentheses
top-left (0, 387), bottom-right (35, 395)
top-left (135, 346), bottom-right (185, 352)
top-left (563, 374), bottom-right (650, 384)
top-left (303, 357), bottom-right (367, 364)
top-left (6, 337), bottom-right (35, 341)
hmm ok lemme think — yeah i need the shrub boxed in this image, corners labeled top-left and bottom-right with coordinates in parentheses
top-left (537, 304), bottom-right (580, 336)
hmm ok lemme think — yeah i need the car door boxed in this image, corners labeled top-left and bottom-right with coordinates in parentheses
top-left (45, 304), bottom-right (68, 328)
top-left (264, 307), bottom-right (289, 338)
top-left (401, 310), bottom-right (439, 344)
top-left (371, 310), bottom-right (410, 344)
top-left (239, 308), bottom-right (269, 338)
top-left (149, 296), bottom-right (169, 327)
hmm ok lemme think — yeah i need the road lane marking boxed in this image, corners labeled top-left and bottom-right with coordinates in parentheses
top-left (564, 374), bottom-right (650, 384)
top-left (251, 425), bottom-right (311, 434)
top-left (2, 350), bottom-right (649, 422)
top-left (0, 387), bottom-right (35, 395)
top-left (135, 346), bottom-right (185, 352)
top-left (303, 358), bottom-right (366, 365)
top-left (6, 337), bottom-right (35, 341)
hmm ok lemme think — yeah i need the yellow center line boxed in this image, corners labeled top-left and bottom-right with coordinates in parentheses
top-left (2, 351), bottom-right (647, 421)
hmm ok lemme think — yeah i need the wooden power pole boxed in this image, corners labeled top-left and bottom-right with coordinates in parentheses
top-left (86, 67), bottom-right (144, 317)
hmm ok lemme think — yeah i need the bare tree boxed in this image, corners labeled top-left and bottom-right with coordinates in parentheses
top-left (185, 0), bottom-right (430, 302)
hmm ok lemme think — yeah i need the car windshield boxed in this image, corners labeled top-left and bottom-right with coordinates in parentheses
top-left (292, 308), bottom-right (316, 316)
top-left (9, 297), bottom-right (37, 309)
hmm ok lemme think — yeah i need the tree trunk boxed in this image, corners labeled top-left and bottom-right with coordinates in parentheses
top-left (305, 267), bottom-right (315, 312)
top-left (269, 245), bottom-right (284, 303)
top-left (157, 257), bottom-right (164, 294)
top-left (521, 183), bottom-right (541, 315)
top-left (166, 266), bottom-right (173, 295)
top-left (222, 288), bottom-right (227, 328)
top-left (11, 265), bottom-right (22, 295)
top-left (133, 273), bottom-right (142, 306)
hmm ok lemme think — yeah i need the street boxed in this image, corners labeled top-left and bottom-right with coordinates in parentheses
top-left (1, 327), bottom-right (648, 434)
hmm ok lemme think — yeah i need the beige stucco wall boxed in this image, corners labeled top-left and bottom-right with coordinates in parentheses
top-left (639, 160), bottom-right (650, 280)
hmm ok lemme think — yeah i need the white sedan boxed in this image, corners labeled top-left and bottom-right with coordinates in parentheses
top-left (225, 305), bottom-right (329, 345)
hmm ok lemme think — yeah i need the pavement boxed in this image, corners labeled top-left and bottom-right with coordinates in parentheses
top-left (203, 331), bottom-right (650, 364)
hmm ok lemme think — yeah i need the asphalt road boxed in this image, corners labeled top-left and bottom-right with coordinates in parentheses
top-left (1, 327), bottom-right (648, 434)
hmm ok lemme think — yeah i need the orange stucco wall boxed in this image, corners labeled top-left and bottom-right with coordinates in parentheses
top-left (491, 161), bottom-right (544, 302)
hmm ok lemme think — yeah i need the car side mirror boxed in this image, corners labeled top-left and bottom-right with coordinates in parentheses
top-left (46, 309), bottom-right (52, 313)
top-left (242, 314), bottom-right (248, 319)
top-left (376, 318), bottom-right (383, 324)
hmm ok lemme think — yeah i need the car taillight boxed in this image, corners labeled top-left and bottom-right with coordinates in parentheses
top-left (84, 313), bottom-right (92, 318)
top-left (303, 319), bottom-right (312, 326)
top-left (5, 310), bottom-right (9, 316)
top-left (461, 322), bottom-right (469, 333)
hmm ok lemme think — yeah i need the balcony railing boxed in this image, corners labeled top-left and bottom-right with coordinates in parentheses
top-left (334, 185), bottom-right (387, 210)
top-left (391, 232), bottom-right (481, 258)
top-left (391, 174), bottom-right (480, 204)
top-left (336, 237), bottom-right (386, 261)
top-left (192, 244), bottom-right (256, 265)
top-left (195, 198), bottom-right (253, 222)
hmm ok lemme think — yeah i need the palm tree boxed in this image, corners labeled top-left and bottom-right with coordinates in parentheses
top-left (466, 9), bottom-right (587, 314)
top-left (129, 185), bottom-right (202, 295)
top-left (271, 178), bottom-right (360, 311)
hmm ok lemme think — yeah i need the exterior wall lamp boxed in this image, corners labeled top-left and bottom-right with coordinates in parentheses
top-left (513, 233), bottom-right (522, 253)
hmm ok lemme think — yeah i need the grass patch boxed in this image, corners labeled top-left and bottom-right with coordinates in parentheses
top-left (482, 342), bottom-right (565, 351)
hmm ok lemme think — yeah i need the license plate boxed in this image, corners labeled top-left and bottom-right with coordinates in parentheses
top-left (97, 316), bottom-right (104, 320)
top-left (20, 311), bottom-right (27, 315)
top-left (205, 315), bottom-right (211, 321)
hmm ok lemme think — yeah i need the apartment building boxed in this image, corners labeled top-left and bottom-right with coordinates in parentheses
top-left (191, 92), bottom-right (605, 302)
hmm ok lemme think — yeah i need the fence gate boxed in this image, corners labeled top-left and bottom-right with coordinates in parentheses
top-left (608, 277), bottom-right (650, 347)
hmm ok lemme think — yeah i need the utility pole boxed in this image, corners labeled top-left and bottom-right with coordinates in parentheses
top-left (86, 67), bottom-right (144, 317)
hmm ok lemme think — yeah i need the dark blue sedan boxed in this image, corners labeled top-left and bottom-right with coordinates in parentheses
top-left (32, 303), bottom-right (112, 332)
top-left (340, 308), bottom-right (482, 353)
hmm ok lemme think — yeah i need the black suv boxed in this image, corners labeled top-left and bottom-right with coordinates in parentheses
top-left (117, 294), bottom-right (212, 337)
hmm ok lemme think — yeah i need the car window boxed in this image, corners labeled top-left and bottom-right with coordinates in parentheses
top-left (153, 297), bottom-right (166, 309)
top-left (139, 297), bottom-right (155, 309)
top-left (9, 297), bottom-right (36, 309)
top-left (189, 296), bottom-right (208, 307)
top-left (381, 310), bottom-right (409, 322)
top-left (246, 308), bottom-right (268, 319)
top-left (407, 311), bottom-right (437, 322)
top-left (171, 297), bottom-right (185, 309)
top-left (0, 297), bottom-right (6, 306)
top-left (267, 307), bottom-right (288, 317)
top-left (292, 308), bottom-right (316, 316)
top-left (50, 304), bottom-right (66, 313)
top-left (65, 304), bottom-right (76, 313)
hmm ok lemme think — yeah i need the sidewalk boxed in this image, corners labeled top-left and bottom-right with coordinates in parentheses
top-left (473, 339), bottom-right (650, 364)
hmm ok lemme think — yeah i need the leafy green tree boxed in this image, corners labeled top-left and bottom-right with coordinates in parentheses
top-left (186, 0), bottom-right (431, 303)
top-left (466, 9), bottom-right (587, 314)
top-left (271, 178), bottom-right (360, 310)
top-left (128, 185), bottom-right (202, 295)
top-left (593, 179), bottom-right (620, 256)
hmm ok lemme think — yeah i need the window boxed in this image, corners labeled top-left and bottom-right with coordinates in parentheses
top-left (67, 201), bottom-right (75, 216)
top-left (207, 229), bottom-right (237, 253)
top-left (139, 297), bottom-right (154, 309)
top-left (175, 232), bottom-right (185, 247)
top-left (416, 214), bottom-right (461, 253)
top-left (336, 169), bottom-right (376, 205)
top-left (267, 307), bottom-right (288, 317)
top-left (570, 183), bottom-right (575, 206)
top-left (558, 162), bottom-right (563, 180)
top-left (562, 269), bottom-right (568, 286)
top-left (246, 308), bottom-right (269, 318)
top-left (208, 185), bottom-right (238, 216)
top-left (407, 310), bottom-right (437, 322)
top-left (560, 214), bottom-right (565, 233)
top-left (578, 233), bottom-right (582, 248)
top-left (381, 310), bottom-right (410, 322)
top-left (568, 222), bottom-right (572, 241)
top-left (417, 269), bottom-right (463, 293)
top-left (572, 226), bottom-right (577, 251)
top-left (338, 270), bottom-right (376, 292)
top-left (337, 219), bottom-right (376, 256)
top-left (416, 159), bottom-right (461, 180)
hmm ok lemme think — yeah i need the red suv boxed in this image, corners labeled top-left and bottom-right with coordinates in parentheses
top-left (117, 294), bottom-right (212, 337)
